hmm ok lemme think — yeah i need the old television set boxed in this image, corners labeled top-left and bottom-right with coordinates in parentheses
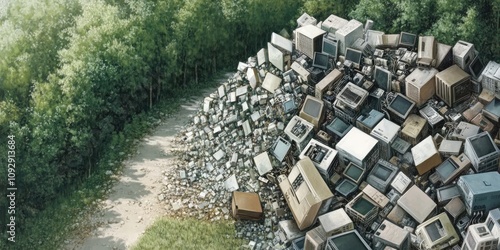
top-left (366, 159), bottom-right (398, 193)
top-left (313, 52), bottom-right (330, 70)
top-left (345, 48), bottom-right (363, 69)
top-left (374, 66), bottom-right (392, 92)
top-left (295, 25), bottom-right (327, 59)
top-left (464, 131), bottom-right (500, 173)
top-left (277, 157), bottom-right (334, 230)
top-left (399, 32), bottom-right (417, 49)
top-left (435, 153), bottom-right (470, 185)
top-left (435, 65), bottom-right (471, 108)
top-left (469, 54), bottom-right (485, 80)
top-left (405, 67), bottom-right (439, 107)
top-left (343, 162), bottom-right (365, 185)
top-left (299, 95), bottom-right (324, 129)
top-left (415, 213), bottom-right (459, 250)
top-left (322, 35), bottom-right (339, 60)
top-left (387, 93), bottom-right (415, 124)
top-left (325, 230), bottom-right (372, 250)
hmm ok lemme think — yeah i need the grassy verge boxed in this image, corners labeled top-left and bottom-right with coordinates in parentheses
top-left (1, 73), bottom-right (225, 250)
top-left (131, 217), bottom-right (247, 250)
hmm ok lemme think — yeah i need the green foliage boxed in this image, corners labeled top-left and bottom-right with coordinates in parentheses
top-left (302, 0), bottom-right (359, 21)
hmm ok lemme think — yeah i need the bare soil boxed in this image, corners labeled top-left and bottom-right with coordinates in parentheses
top-left (64, 86), bottom-right (218, 250)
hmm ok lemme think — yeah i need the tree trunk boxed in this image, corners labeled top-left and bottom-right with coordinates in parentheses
top-left (195, 63), bottom-right (198, 84)
top-left (183, 60), bottom-right (187, 86)
top-left (149, 80), bottom-right (153, 109)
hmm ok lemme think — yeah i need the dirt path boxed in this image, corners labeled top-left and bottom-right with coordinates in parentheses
top-left (65, 84), bottom-right (220, 250)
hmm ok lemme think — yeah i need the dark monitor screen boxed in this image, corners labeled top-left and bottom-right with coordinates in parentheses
top-left (352, 197), bottom-right (375, 216)
top-left (372, 164), bottom-right (392, 181)
top-left (471, 134), bottom-right (496, 158)
top-left (390, 95), bottom-right (414, 117)
top-left (323, 39), bottom-right (338, 59)
top-left (345, 164), bottom-right (363, 182)
top-left (329, 231), bottom-right (370, 250)
top-left (400, 32), bottom-right (417, 47)
top-left (436, 159), bottom-right (457, 179)
top-left (336, 179), bottom-right (357, 196)
top-left (328, 118), bottom-right (351, 135)
top-left (469, 55), bottom-right (484, 79)
top-left (425, 220), bottom-right (445, 242)
top-left (345, 48), bottom-right (362, 65)
top-left (374, 67), bottom-right (391, 91)
top-left (303, 98), bottom-right (321, 117)
top-left (313, 52), bottom-right (329, 70)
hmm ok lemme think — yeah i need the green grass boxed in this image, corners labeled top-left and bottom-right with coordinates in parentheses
top-left (132, 217), bottom-right (247, 250)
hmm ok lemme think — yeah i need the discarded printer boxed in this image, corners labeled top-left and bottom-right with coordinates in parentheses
top-left (278, 157), bottom-right (333, 230)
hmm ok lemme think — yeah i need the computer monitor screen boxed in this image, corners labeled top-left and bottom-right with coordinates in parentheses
top-left (469, 55), bottom-right (484, 79)
top-left (400, 32), bottom-right (417, 47)
top-left (352, 197), bottom-right (375, 216)
top-left (372, 164), bottom-right (392, 181)
top-left (328, 118), bottom-right (351, 136)
top-left (328, 231), bottom-right (370, 250)
top-left (345, 48), bottom-right (362, 65)
top-left (425, 220), bottom-right (445, 242)
top-left (336, 179), bottom-right (357, 196)
top-left (389, 94), bottom-right (414, 118)
top-left (303, 98), bottom-right (321, 118)
top-left (436, 160), bottom-right (457, 180)
top-left (374, 66), bottom-right (391, 92)
top-left (470, 134), bottom-right (495, 158)
top-left (313, 52), bottom-right (329, 70)
top-left (344, 164), bottom-right (363, 183)
top-left (323, 38), bottom-right (338, 59)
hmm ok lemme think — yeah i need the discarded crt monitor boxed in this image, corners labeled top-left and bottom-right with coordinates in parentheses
top-left (299, 95), bottom-right (324, 129)
top-left (325, 230), bottom-right (372, 250)
top-left (387, 93), bottom-right (415, 124)
top-left (373, 66), bottom-right (392, 92)
top-left (415, 212), bottom-right (459, 250)
top-left (231, 191), bottom-right (263, 220)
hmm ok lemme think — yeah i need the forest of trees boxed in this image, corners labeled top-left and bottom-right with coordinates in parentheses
top-left (0, 0), bottom-right (498, 246)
